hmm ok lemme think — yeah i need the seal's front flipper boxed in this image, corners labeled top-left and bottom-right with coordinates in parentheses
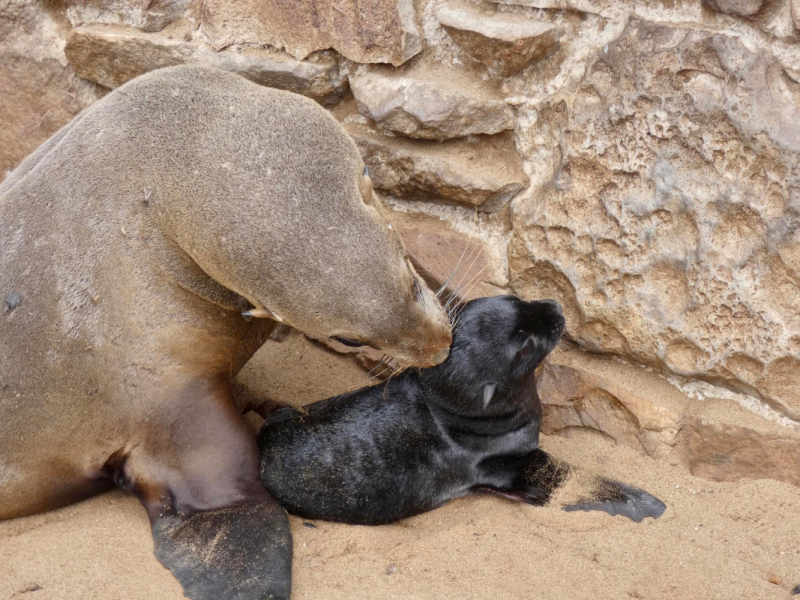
top-left (153, 500), bottom-right (292, 600)
top-left (125, 378), bottom-right (294, 599)
top-left (561, 477), bottom-right (666, 522)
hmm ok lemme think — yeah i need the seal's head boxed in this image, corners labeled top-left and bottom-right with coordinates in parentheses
top-left (422, 295), bottom-right (565, 413)
top-left (143, 66), bottom-right (452, 367)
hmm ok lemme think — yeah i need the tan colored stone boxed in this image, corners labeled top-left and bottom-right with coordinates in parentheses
top-left (389, 211), bottom-right (508, 302)
top-left (488, 0), bottom-right (620, 17)
top-left (65, 25), bottom-right (346, 103)
top-left (792, 0), bottom-right (800, 30)
top-left (510, 21), bottom-right (800, 421)
top-left (350, 62), bottom-right (515, 140)
top-left (702, 0), bottom-right (764, 17)
top-left (346, 122), bottom-right (529, 211)
top-left (687, 401), bottom-right (800, 487)
top-left (0, 57), bottom-right (81, 182)
top-left (537, 348), bottom-right (686, 459)
top-left (437, 2), bottom-right (562, 77)
top-left (64, 0), bottom-right (189, 33)
top-left (200, 0), bottom-right (421, 67)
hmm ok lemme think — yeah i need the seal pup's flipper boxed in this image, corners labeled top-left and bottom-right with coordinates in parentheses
top-left (478, 449), bottom-right (665, 522)
top-left (560, 477), bottom-right (666, 522)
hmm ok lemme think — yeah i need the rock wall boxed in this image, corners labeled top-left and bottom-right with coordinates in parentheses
top-left (3, 0), bottom-right (800, 483)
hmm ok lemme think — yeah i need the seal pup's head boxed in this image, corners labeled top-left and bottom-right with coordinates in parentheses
top-left (131, 66), bottom-right (452, 367)
top-left (421, 295), bottom-right (565, 413)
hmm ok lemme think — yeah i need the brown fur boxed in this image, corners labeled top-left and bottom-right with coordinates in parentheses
top-left (0, 65), bottom-right (451, 525)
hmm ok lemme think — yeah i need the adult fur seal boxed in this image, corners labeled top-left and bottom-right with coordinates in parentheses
top-left (259, 295), bottom-right (666, 525)
top-left (0, 65), bottom-right (452, 600)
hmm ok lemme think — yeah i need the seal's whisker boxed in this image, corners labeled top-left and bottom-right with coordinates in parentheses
top-left (442, 246), bottom-right (485, 313)
top-left (440, 240), bottom-right (482, 305)
top-left (368, 355), bottom-right (388, 377)
top-left (370, 364), bottom-right (395, 382)
top-left (436, 238), bottom-right (473, 299)
top-left (443, 263), bottom-right (489, 318)
top-left (454, 263), bottom-right (490, 303)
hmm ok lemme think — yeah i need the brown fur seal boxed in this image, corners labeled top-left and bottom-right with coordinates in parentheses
top-left (258, 295), bottom-right (665, 526)
top-left (0, 65), bottom-right (451, 600)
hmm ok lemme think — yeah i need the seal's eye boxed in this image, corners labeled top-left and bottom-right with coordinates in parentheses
top-left (333, 337), bottom-right (367, 348)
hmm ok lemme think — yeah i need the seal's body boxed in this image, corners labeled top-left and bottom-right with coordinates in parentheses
top-left (0, 66), bottom-right (451, 600)
top-left (259, 296), bottom-right (666, 525)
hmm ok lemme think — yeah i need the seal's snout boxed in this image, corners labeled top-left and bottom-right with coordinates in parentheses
top-left (521, 299), bottom-right (566, 342)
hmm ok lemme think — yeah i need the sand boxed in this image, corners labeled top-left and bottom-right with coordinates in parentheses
top-left (2, 333), bottom-right (799, 599)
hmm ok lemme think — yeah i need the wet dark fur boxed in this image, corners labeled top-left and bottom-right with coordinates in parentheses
top-left (258, 296), bottom-right (666, 525)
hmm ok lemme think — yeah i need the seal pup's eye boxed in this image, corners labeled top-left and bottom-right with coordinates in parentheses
top-left (333, 337), bottom-right (367, 348)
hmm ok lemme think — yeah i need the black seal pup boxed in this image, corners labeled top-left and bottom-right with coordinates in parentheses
top-left (0, 65), bottom-right (453, 600)
top-left (258, 295), bottom-right (666, 525)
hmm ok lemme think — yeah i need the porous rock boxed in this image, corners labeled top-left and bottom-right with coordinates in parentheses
top-left (200, 0), bottom-right (421, 67)
top-left (511, 21), bottom-right (800, 421)
top-left (64, 25), bottom-right (346, 103)
top-left (346, 122), bottom-right (529, 211)
top-left (437, 2), bottom-right (562, 77)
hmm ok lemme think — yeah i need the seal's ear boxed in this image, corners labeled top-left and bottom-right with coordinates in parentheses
top-left (482, 383), bottom-right (497, 408)
top-left (359, 165), bottom-right (374, 206)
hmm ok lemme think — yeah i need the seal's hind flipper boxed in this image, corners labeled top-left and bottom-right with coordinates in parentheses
top-left (153, 500), bottom-right (292, 600)
top-left (561, 477), bottom-right (666, 522)
top-left (479, 449), bottom-right (665, 522)
top-left (476, 449), bottom-right (570, 506)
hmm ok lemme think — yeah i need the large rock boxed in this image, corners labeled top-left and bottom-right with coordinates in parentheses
top-left (687, 401), bottom-right (800, 488)
top-left (200, 0), bottom-right (421, 67)
top-left (0, 57), bottom-right (82, 182)
top-left (538, 348), bottom-right (686, 459)
top-left (437, 2), bottom-right (562, 77)
top-left (350, 63), bottom-right (515, 140)
top-left (346, 122), bottom-right (529, 211)
top-left (65, 25), bottom-right (346, 103)
top-left (510, 21), bottom-right (800, 421)
top-left (389, 211), bottom-right (508, 302)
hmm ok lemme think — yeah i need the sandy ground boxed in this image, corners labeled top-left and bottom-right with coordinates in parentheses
top-left (2, 333), bottom-right (799, 600)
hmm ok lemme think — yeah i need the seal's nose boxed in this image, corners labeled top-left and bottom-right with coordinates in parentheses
top-left (432, 347), bottom-right (450, 365)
